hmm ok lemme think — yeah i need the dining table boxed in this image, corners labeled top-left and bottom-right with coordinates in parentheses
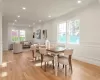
top-left (31, 44), bottom-right (72, 76)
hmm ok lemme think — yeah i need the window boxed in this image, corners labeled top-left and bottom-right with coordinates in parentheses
top-left (11, 30), bottom-right (26, 42)
top-left (19, 30), bottom-right (25, 41)
top-left (57, 22), bottom-right (66, 43)
top-left (11, 30), bottom-right (19, 42)
top-left (67, 20), bottom-right (80, 44)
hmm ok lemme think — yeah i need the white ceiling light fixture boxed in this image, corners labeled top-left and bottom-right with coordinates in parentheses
top-left (29, 25), bottom-right (31, 27)
top-left (22, 7), bottom-right (26, 10)
top-left (77, 0), bottom-right (82, 4)
top-left (39, 20), bottom-right (42, 22)
top-left (48, 15), bottom-right (51, 18)
top-left (15, 20), bottom-right (17, 22)
top-left (17, 15), bottom-right (20, 18)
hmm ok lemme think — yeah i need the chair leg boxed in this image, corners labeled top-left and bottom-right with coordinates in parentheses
top-left (69, 55), bottom-right (73, 74)
top-left (70, 63), bottom-right (73, 74)
top-left (52, 60), bottom-right (54, 69)
top-left (41, 54), bottom-right (43, 68)
top-left (63, 64), bottom-right (64, 68)
top-left (41, 61), bottom-right (42, 68)
top-left (58, 63), bottom-right (59, 68)
top-left (65, 65), bottom-right (67, 76)
top-left (58, 55), bottom-right (59, 68)
top-left (45, 62), bottom-right (46, 72)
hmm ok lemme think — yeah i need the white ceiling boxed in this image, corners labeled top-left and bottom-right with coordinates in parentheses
top-left (3, 0), bottom-right (96, 26)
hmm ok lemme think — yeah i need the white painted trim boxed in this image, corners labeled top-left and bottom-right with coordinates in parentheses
top-left (57, 22), bottom-right (67, 43)
top-left (0, 43), bottom-right (2, 65)
top-left (73, 55), bottom-right (100, 66)
top-left (81, 42), bottom-right (100, 48)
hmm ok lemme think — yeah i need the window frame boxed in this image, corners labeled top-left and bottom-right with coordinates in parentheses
top-left (57, 19), bottom-right (80, 45)
top-left (11, 30), bottom-right (19, 42)
top-left (57, 22), bottom-right (67, 44)
top-left (67, 19), bottom-right (80, 45)
top-left (11, 29), bottom-right (26, 42)
top-left (19, 30), bottom-right (26, 41)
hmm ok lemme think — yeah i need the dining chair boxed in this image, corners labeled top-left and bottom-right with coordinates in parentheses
top-left (58, 49), bottom-right (73, 76)
top-left (45, 40), bottom-right (50, 49)
top-left (31, 45), bottom-right (41, 61)
top-left (50, 43), bottom-right (57, 48)
top-left (39, 47), bottom-right (54, 72)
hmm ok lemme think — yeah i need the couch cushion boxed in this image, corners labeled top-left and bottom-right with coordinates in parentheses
top-left (24, 41), bottom-right (29, 45)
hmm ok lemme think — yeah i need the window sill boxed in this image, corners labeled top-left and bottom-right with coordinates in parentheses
top-left (67, 43), bottom-right (80, 45)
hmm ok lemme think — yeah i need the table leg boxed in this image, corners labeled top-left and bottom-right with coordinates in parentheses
top-left (69, 55), bottom-right (73, 74)
top-left (32, 50), bottom-right (34, 58)
top-left (54, 55), bottom-right (58, 76)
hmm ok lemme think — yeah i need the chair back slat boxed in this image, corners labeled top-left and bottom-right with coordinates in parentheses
top-left (64, 49), bottom-right (73, 56)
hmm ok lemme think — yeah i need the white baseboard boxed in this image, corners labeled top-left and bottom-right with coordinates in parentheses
top-left (73, 55), bottom-right (100, 66)
top-left (3, 48), bottom-right (8, 51)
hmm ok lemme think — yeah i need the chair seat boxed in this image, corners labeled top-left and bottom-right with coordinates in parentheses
top-left (59, 55), bottom-right (69, 58)
top-left (58, 56), bottom-right (69, 65)
top-left (34, 52), bottom-right (41, 57)
top-left (43, 55), bottom-right (54, 62)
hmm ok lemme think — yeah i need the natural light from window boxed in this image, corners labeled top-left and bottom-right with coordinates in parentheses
top-left (57, 20), bottom-right (80, 44)
top-left (57, 22), bottom-right (66, 43)
top-left (11, 30), bottom-right (18, 42)
top-left (20, 30), bottom-right (25, 41)
top-left (11, 30), bottom-right (26, 42)
top-left (67, 19), bottom-right (80, 44)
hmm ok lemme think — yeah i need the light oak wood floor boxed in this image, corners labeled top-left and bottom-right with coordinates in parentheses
top-left (0, 50), bottom-right (100, 80)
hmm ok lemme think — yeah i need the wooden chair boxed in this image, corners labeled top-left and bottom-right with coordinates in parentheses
top-left (39, 47), bottom-right (54, 71)
top-left (30, 45), bottom-right (41, 61)
top-left (50, 44), bottom-right (57, 48)
top-left (58, 49), bottom-right (73, 76)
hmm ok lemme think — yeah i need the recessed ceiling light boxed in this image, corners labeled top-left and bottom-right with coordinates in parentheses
top-left (15, 20), bottom-right (17, 22)
top-left (39, 20), bottom-right (42, 22)
top-left (48, 15), bottom-right (51, 18)
top-left (77, 0), bottom-right (82, 4)
top-left (29, 25), bottom-right (31, 27)
top-left (22, 7), bottom-right (26, 10)
top-left (17, 15), bottom-right (20, 18)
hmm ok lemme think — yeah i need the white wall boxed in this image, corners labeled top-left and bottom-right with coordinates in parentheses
top-left (33, 2), bottom-right (100, 66)
top-left (2, 18), bottom-right (8, 50)
top-left (7, 25), bottom-right (33, 49)
top-left (0, 12), bottom-right (2, 65)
